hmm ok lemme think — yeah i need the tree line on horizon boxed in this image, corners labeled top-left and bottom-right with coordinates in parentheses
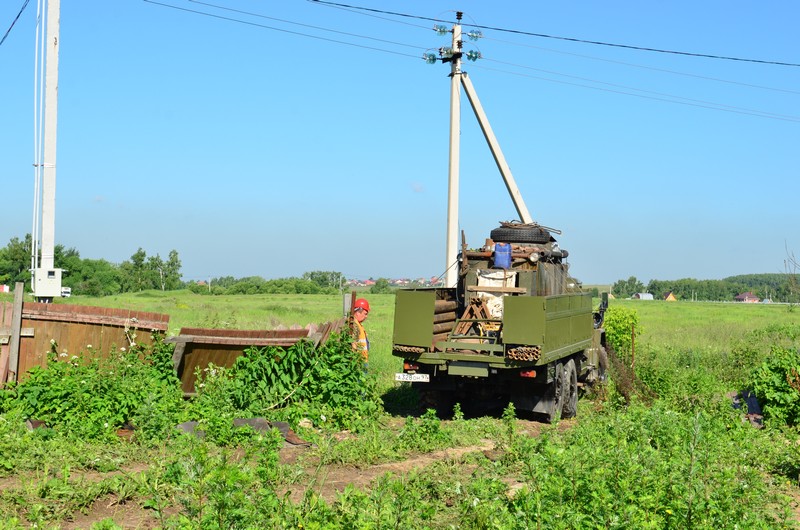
top-left (6, 235), bottom-right (794, 302)
top-left (0, 236), bottom-right (394, 297)
top-left (611, 274), bottom-right (798, 303)
top-left (0, 235), bottom-right (182, 296)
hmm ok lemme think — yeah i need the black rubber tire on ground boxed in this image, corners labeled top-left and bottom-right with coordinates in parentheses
top-left (490, 226), bottom-right (551, 244)
top-left (562, 359), bottom-right (578, 419)
top-left (545, 362), bottom-right (566, 423)
top-left (597, 346), bottom-right (608, 384)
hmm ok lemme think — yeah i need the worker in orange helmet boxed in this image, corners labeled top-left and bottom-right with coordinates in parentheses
top-left (351, 298), bottom-right (370, 366)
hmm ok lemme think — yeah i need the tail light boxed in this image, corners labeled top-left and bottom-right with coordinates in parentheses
top-left (404, 361), bottom-right (420, 371)
top-left (520, 369), bottom-right (537, 378)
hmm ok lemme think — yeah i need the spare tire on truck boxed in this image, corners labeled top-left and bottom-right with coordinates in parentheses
top-left (490, 225), bottom-right (551, 244)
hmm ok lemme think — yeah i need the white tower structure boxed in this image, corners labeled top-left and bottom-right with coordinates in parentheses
top-left (31, 0), bottom-right (62, 302)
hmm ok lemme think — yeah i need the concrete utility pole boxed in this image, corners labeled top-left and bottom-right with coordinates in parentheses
top-left (444, 14), bottom-right (463, 288)
top-left (31, 0), bottom-right (63, 302)
top-left (442, 12), bottom-right (533, 288)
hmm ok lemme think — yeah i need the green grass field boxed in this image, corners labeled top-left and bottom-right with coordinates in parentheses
top-left (1, 290), bottom-right (798, 528)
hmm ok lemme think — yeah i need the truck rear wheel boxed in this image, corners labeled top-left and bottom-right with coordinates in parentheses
top-left (562, 359), bottom-right (578, 419)
top-left (544, 362), bottom-right (567, 423)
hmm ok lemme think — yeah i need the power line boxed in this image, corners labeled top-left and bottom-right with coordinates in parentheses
top-left (483, 36), bottom-right (800, 96)
top-left (473, 62), bottom-right (800, 123)
top-left (483, 57), bottom-right (800, 121)
top-left (0, 0), bottom-right (30, 48)
top-left (309, 0), bottom-right (800, 67)
top-left (188, 0), bottom-right (426, 51)
top-left (143, 0), bottom-right (422, 59)
top-left (146, 1), bottom-right (797, 122)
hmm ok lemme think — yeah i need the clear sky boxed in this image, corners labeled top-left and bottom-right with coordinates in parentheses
top-left (1, 0), bottom-right (798, 285)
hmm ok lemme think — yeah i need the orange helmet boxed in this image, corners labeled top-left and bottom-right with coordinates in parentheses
top-left (354, 298), bottom-right (370, 313)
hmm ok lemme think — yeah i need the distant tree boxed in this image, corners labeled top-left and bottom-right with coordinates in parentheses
top-left (612, 276), bottom-right (645, 299)
top-left (74, 259), bottom-right (121, 296)
top-left (302, 270), bottom-right (345, 291)
top-left (147, 254), bottom-right (166, 290)
top-left (119, 248), bottom-right (149, 292)
top-left (164, 250), bottom-right (183, 290)
top-left (369, 278), bottom-right (393, 294)
top-left (0, 235), bottom-right (33, 287)
top-left (210, 276), bottom-right (238, 288)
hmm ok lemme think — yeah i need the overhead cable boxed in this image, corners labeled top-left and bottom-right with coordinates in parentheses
top-left (309, 0), bottom-right (800, 67)
top-left (0, 0), bottom-right (31, 48)
top-left (189, 0), bottom-right (425, 50)
top-left (484, 37), bottom-right (800, 96)
top-left (473, 62), bottom-right (800, 123)
top-left (483, 57), bottom-right (800, 121)
top-left (143, 0), bottom-right (421, 59)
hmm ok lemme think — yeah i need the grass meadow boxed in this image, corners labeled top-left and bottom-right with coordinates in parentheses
top-left (0, 290), bottom-right (798, 528)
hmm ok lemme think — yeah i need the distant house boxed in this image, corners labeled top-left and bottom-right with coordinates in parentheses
top-left (663, 291), bottom-right (677, 302)
top-left (735, 292), bottom-right (760, 303)
top-left (631, 293), bottom-right (654, 300)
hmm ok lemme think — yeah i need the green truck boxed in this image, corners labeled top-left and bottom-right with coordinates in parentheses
top-left (392, 223), bottom-right (607, 421)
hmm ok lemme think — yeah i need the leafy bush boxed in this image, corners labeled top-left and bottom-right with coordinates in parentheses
top-left (749, 345), bottom-right (800, 426)
top-left (0, 336), bottom-right (184, 441)
top-left (732, 324), bottom-right (800, 386)
top-left (190, 332), bottom-right (382, 434)
top-left (483, 403), bottom-right (791, 529)
top-left (604, 305), bottom-right (641, 359)
top-left (398, 408), bottom-right (453, 453)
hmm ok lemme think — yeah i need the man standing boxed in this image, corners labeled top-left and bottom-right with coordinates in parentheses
top-left (351, 298), bottom-right (370, 364)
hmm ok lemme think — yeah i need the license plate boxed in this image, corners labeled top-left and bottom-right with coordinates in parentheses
top-left (395, 373), bottom-right (430, 383)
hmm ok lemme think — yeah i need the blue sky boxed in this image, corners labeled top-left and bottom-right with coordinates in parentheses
top-left (1, 0), bottom-right (798, 285)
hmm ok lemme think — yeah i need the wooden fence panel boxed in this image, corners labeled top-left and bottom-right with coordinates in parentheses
top-left (0, 301), bottom-right (11, 382)
top-left (12, 302), bottom-right (169, 382)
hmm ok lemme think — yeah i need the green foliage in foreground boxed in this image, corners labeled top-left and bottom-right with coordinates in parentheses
top-left (603, 305), bottom-right (641, 358)
top-left (0, 332), bottom-right (383, 446)
top-left (747, 326), bottom-right (800, 426)
top-left (0, 336), bottom-right (183, 441)
top-left (188, 333), bottom-right (382, 442)
top-left (481, 402), bottom-right (797, 529)
top-left (5, 400), bottom-right (796, 529)
top-left (0, 298), bottom-right (798, 528)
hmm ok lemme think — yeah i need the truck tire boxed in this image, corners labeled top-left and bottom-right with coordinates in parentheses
top-left (597, 347), bottom-right (608, 384)
top-left (545, 362), bottom-right (567, 423)
top-left (418, 388), bottom-right (455, 418)
top-left (490, 226), bottom-right (551, 244)
top-left (562, 359), bottom-right (578, 419)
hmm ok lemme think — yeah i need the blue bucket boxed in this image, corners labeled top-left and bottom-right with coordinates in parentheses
top-left (494, 243), bottom-right (511, 269)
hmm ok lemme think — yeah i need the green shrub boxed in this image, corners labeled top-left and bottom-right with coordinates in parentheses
top-left (749, 345), bottom-right (800, 426)
top-left (604, 305), bottom-right (641, 360)
top-left (190, 332), bottom-right (382, 434)
top-left (0, 336), bottom-right (184, 441)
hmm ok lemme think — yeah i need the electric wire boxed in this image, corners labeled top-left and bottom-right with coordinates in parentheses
top-left (471, 62), bottom-right (800, 123)
top-left (311, 0), bottom-right (431, 30)
top-left (0, 0), bottom-right (30, 48)
top-left (188, 0), bottom-right (426, 51)
top-left (143, 0), bottom-right (422, 59)
top-left (309, 0), bottom-right (800, 67)
top-left (311, 0), bottom-right (798, 95)
top-left (483, 36), bottom-right (800, 96)
top-left (482, 57), bottom-right (800, 121)
top-left (146, 1), bottom-right (798, 123)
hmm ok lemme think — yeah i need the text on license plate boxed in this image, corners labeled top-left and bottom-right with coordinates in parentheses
top-left (395, 373), bottom-right (430, 383)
